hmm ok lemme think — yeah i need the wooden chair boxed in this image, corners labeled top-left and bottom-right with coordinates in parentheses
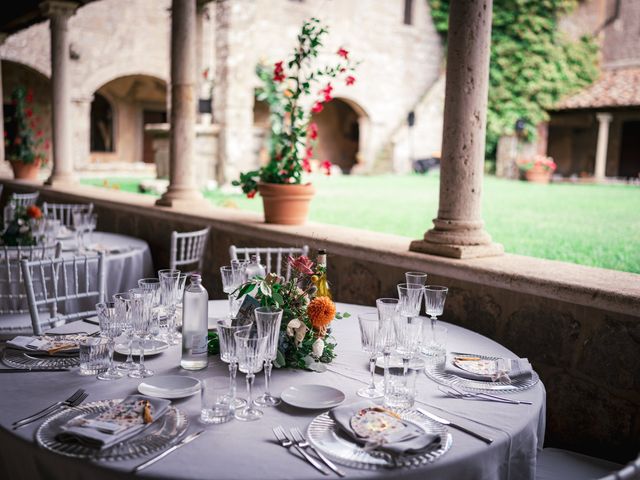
top-left (9, 191), bottom-right (39, 208)
top-left (43, 202), bottom-right (94, 227)
top-left (229, 245), bottom-right (309, 280)
top-left (21, 253), bottom-right (106, 335)
top-left (169, 227), bottom-right (210, 273)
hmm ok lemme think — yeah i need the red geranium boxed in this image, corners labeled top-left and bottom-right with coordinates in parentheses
top-left (308, 122), bottom-right (318, 140)
top-left (345, 75), bottom-right (356, 86)
top-left (320, 83), bottom-right (333, 102)
top-left (273, 61), bottom-right (286, 83)
top-left (320, 160), bottom-right (332, 175)
top-left (247, 190), bottom-right (257, 199)
top-left (312, 101), bottom-right (324, 113)
top-left (337, 47), bottom-right (349, 59)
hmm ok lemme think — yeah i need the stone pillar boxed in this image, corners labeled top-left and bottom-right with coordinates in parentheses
top-left (156, 0), bottom-right (203, 206)
top-left (42, 1), bottom-right (78, 186)
top-left (594, 112), bottom-right (612, 182)
top-left (0, 34), bottom-right (7, 166)
top-left (72, 96), bottom-right (92, 171)
top-left (410, 0), bottom-right (503, 259)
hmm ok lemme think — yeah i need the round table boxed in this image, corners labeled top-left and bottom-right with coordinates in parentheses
top-left (0, 301), bottom-right (546, 480)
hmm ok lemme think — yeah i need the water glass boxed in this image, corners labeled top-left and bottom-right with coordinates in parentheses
top-left (234, 330), bottom-right (268, 421)
top-left (422, 323), bottom-right (448, 357)
top-left (376, 298), bottom-right (398, 398)
top-left (357, 312), bottom-right (383, 399)
top-left (254, 306), bottom-right (283, 407)
top-left (96, 302), bottom-right (123, 380)
top-left (216, 317), bottom-right (252, 409)
top-left (397, 283), bottom-right (423, 317)
top-left (79, 337), bottom-right (109, 376)
top-left (200, 377), bottom-right (233, 424)
top-left (113, 292), bottom-right (134, 372)
top-left (405, 271), bottom-right (428, 286)
top-left (383, 359), bottom-right (424, 409)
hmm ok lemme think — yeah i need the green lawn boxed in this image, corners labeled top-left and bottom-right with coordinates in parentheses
top-left (81, 174), bottom-right (640, 274)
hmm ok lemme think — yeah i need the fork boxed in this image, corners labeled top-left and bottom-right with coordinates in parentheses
top-left (13, 390), bottom-right (88, 429)
top-left (273, 426), bottom-right (328, 475)
top-left (440, 386), bottom-right (532, 405)
top-left (12, 388), bottom-right (84, 427)
top-left (290, 427), bottom-right (345, 477)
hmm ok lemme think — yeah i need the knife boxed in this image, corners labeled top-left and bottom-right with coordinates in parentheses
top-left (417, 407), bottom-right (493, 444)
top-left (133, 430), bottom-right (204, 472)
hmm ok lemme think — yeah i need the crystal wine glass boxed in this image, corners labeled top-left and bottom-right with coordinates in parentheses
top-left (220, 266), bottom-right (243, 318)
top-left (393, 313), bottom-right (422, 373)
top-left (159, 269), bottom-right (181, 345)
top-left (216, 318), bottom-right (253, 409)
top-left (254, 306), bottom-right (283, 407)
top-left (96, 302), bottom-right (123, 380)
top-left (128, 287), bottom-right (154, 378)
top-left (376, 298), bottom-right (398, 396)
top-left (357, 312), bottom-right (383, 398)
top-left (113, 292), bottom-right (134, 372)
top-left (138, 278), bottom-right (162, 341)
top-left (397, 283), bottom-right (423, 318)
top-left (234, 330), bottom-right (268, 421)
top-left (424, 285), bottom-right (448, 329)
top-left (405, 271), bottom-right (428, 286)
top-left (71, 211), bottom-right (89, 251)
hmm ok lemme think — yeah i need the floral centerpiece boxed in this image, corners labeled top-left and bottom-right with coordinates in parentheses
top-left (232, 17), bottom-right (357, 224)
top-left (5, 87), bottom-right (49, 180)
top-left (237, 255), bottom-right (349, 371)
top-left (517, 155), bottom-right (557, 184)
top-left (1, 205), bottom-right (42, 246)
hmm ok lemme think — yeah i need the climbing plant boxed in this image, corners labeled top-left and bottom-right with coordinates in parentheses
top-left (428, 0), bottom-right (599, 159)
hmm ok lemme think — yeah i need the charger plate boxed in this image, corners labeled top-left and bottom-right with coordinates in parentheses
top-left (2, 348), bottom-right (80, 370)
top-left (307, 409), bottom-right (452, 469)
top-left (424, 352), bottom-right (539, 393)
top-left (36, 399), bottom-right (188, 461)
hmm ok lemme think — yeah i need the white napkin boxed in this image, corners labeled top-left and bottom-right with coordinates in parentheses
top-left (444, 354), bottom-right (533, 383)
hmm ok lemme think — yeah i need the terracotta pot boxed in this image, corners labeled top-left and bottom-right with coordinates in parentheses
top-left (257, 182), bottom-right (315, 225)
top-left (9, 159), bottom-right (41, 181)
top-left (524, 166), bottom-right (552, 184)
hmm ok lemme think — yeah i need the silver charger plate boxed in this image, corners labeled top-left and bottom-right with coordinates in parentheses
top-left (2, 348), bottom-right (80, 370)
top-left (36, 399), bottom-right (189, 461)
top-left (424, 352), bottom-right (540, 393)
top-left (307, 409), bottom-right (453, 469)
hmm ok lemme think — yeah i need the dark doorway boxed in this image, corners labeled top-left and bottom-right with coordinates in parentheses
top-left (90, 93), bottom-right (114, 152)
top-left (142, 110), bottom-right (167, 164)
top-left (619, 121), bottom-right (640, 178)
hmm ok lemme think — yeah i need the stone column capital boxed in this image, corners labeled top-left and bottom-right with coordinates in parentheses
top-left (40, 1), bottom-right (78, 19)
top-left (596, 112), bottom-right (613, 124)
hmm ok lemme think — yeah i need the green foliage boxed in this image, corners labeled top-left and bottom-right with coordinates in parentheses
top-left (5, 87), bottom-right (47, 166)
top-left (428, 0), bottom-right (599, 158)
top-left (207, 331), bottom-right (220, 355)
top-left (1, 205), bottom-right (41, 246)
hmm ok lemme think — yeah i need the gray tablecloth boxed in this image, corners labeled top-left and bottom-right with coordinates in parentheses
top-left (0, 301), bottom-right (546, 480)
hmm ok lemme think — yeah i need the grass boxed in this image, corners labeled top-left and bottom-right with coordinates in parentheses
top-left (81, 174), bottom-right (640, 274)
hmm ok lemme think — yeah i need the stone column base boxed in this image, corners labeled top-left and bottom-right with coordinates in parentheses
top-left (409, 239), bottom-right (504, 259)
top-left (45, 172), bottom-right (77, 186)
top-left (155, 187), bottom-right (204, 207)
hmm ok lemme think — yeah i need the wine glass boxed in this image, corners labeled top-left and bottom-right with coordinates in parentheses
top-left (424, 285), bottom-right (449, 329)
top-left (96, 302), bottom-right (123, 381)
top-left (128, 288), bottom-right (154, 378)
top-left (376, 298), bottom-right (398, 395)
top-left (397, 283), bottom-right (423, 318)
top-left (113, 292), bottom-right (134, 372)
top-left (71, 211), bottom-right (88, 251)
top-left (159, 269), bottom-right (181, 345)
top-left (234, 330), bottom-right (267, 421)
top-left (357, 312), bottom-right (383, 398)
top-left (138, 278), bottom-right (162, 342)
top-left (393, 314), bottom-right (422, 373)
top-left (405, 271), bottom-right (428, 286)
top-left (254, 306), bottom-right (283, 407)
top-left (220, 266), bottom-right (243, 318)
top-left (216, 318), bottom-right (252, 409)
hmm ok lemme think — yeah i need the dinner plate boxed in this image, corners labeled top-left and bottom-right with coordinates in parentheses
top-left (281, 384), bottom-right (346, 409)
top-left (115, 339), bottom-right (169, 357)
top-left (138, 375), bottom-right (201, 399)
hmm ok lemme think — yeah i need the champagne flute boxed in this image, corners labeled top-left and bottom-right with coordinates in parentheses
top-left (376, 298), bottom-right (398, 397)
top-left (128, 288), bottom-right (154, 378)
top-left (216, 318), bottom-right (252, 409)
top-left (113, 292), bottom-right (134, 372)
top-left (357, 312), bottom-right (383, 398)
top-left (96, 302), bottom-right (123, 380)
top-left (254, 306), bottom-right (283, 407)
top-left (234, 330), bottom-right (267, 421)
top-left (159, 269), bottom-right (181, 345)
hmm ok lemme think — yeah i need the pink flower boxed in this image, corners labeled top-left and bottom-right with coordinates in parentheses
top-left (288, 255), bottom-right (315, 275)
top-left (320, 160), bottom-right (332, 175)
top-left (273, 61), bottom-right (286, 82)
top-left (247, 190), bottom-right (257, 199)
top-left (302, 158), bottom-right (312, 173)
top-left (337, 48), bottom-right (349, 59)
top-left (320, 83), bottom-right (333, 102)
top-left (312, 101), bottom-right (324, 113)
top-left (345, 75), bottom-right (356, 86)
top-left (308, 122), bottom-right (318, 140)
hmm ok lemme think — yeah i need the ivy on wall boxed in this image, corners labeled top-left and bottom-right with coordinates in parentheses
top-left (428, 0), bottom-right (599, 159)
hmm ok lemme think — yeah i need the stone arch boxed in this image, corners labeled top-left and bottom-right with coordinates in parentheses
top-left (81, 66), bottom-right (168, 102)
top-left (311, 97), bottom-right (370, 173)
top-left (89, 74), bottom-right (167, 164)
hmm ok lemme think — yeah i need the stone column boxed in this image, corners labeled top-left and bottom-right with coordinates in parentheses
top-left (410, 0), bottom-right (503, 259)
top-left (0, 34), bottom-right (7, 166)
top-left (157, 0), bottom-right (203, 206)
top-left (42, 1), bottom-right (78, 186)
top-left (594, 112), bottom-right (612, 182)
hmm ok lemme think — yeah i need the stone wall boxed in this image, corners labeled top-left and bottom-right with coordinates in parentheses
top-left (1, 179), bottom-right (638, 463)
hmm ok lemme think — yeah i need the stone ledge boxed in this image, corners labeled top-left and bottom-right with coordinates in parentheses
top-left (2, 177), bottom-right (638, 318)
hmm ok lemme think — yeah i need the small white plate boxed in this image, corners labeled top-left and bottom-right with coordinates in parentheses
top-left (115, 339), bottom-right (169, 357)
top-left (281, 384), bottom-right (345, 410)
top-left (138, 375), bottom-right (201, 399)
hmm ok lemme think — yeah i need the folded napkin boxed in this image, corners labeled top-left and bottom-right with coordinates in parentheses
top-left (57, 395), bottom-right (171, 449)
top-left (444, 354), bottom-right (533, 383)
top-left (330, 402), bottom-right (440, 456)
top-left (7, 335), bottom-right (81, 356)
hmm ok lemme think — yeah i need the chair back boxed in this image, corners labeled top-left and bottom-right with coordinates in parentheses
top-left (229, 245), bottom-right (309, 280)
top-left (170, 227), bottom-right (210, 272)
top-left (10, 191), bottom-right (39, 208)
top-left (0, 243), bottom-right (62, 316)
top-left (43, 202), bottom-right (94, 227)
top-left (600, 455), bottom-right (640, 480)
top-left (21, 253), bottom-right (106, 335)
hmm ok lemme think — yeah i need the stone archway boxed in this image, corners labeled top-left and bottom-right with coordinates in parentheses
top-left (90, 74), bottom-right (167, 164)
top-left (311, 97), bottom-right (368, 173)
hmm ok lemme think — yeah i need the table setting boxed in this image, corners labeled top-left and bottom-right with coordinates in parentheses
top-left (0, 254), bottom-right (546, 480)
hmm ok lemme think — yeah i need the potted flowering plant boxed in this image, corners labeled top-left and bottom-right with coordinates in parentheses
top-left (236, 255), bottom-right (350, 371)
top-left (233, 17), bottom-right (357, 224)
top-left (1, 205), bottom-right (43, 246)
top-left (517, 155), bottom-right (557, 184)
top-left (5, 87), bottom-right (48, 180)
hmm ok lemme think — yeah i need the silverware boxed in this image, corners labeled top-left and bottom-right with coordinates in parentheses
top-left (441, 386), bottom-right (533, 405)
top-left (290, 427), bottom-right (345, 477)
top-left (13, 391), bottom-right (88, 429)
top-left (417, 407), bottom-right (493, 444)
top-left (0, 368), bottom-right (70, 373)
top-left (12, 388), bottom-right (84, 427)
top-left (273, 426), bottom-right (328, 475)
top-left (133, 430), bottom-right (204, 472)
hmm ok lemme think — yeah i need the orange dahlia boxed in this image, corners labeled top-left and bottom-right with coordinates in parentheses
top-left (307, 296), bottom-right (336, 330)
top-left (26, 205), bottom-right (42, 219)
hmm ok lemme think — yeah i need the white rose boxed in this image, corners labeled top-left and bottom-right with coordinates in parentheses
top-left (312, 338), bottom-right (324, 358)
top-left (19, 225), bottom-right (29, 234)
top-left (294, 323), bottom-right (308, 346)
top-left (286, 319), bottom-right (301, 337)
